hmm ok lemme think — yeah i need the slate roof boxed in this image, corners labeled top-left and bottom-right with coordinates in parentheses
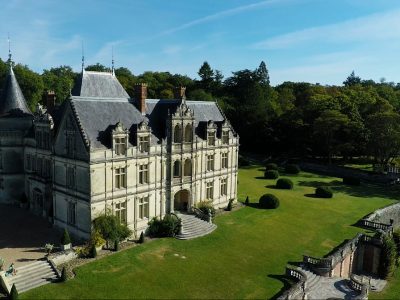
top-left (0, 66), bottom-right (32, 117)
top-left (71, 71), bottom-right (130, 98)
top-left (70, 97), bottom-right (226, 150)
top-left (68, 70), bottom-right (228, 150)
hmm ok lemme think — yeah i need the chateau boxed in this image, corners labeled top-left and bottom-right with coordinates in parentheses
top-left (0, 60), bottom-right (239, 239)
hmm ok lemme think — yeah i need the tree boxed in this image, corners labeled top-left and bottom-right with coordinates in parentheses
top-left (343, 71), bottom-right (361, 87)
top-left (379, 234), bottom-right (397, 279)
top-left (366, 112), bottom-right (400, 164)
top-left (13, 64), bottom-right (44, 111)
top-left (256, 61), bottom-right (270, 86)
top-left (42, 66), bottom-right (77, 103)
top-left (85, 63), bottom-right (111, 72)
top-left (313, 110), bottom-right (349, 164)
top-left (198, 61), bottom-right (214, 92)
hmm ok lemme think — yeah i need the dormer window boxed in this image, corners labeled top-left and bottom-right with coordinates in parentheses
top-left (115, 137), bottom-right (126, 155)
top-left (208, 132), bottom-right (216, 146)
top-left (139, 136), bottom-right (150, 153)
top-left (222, 130), bottom-right (229, 144)
top-left (113, 122), bottom-right (129, 156)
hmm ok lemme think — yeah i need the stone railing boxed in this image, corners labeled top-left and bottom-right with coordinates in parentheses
top-left (364, 202), bottom-right (400, 228)
top-left (303, 255), bottom-right (332, 276)
top-left (350, 274), bottom-right (369, 300)
top-left (360, 220), bottom-right (392, 232)
top-left (192, 207), bottom-right (212, 223)
top-left (277, 267), bottom-right (307, 300)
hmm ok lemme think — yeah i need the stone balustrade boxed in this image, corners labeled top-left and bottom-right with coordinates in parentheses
top-left (277, 267), bottom-right (307, 300)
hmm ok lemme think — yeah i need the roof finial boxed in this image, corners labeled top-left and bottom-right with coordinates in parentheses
top-left (7, 33), bottom-right (12, 65)
top-left (111, 46), bottom-right (115, 76)
top-left (81, 41), bottom-right (85, 72)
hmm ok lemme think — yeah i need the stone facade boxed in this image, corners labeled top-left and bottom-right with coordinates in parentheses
top-left (0, 66), bottom-right (239, 240)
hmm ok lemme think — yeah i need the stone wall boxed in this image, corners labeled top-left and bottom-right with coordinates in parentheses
top-left (365, 202), bottom-right (400, 228)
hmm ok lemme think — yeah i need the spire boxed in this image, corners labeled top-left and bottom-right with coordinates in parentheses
top-left (111, 46), bottom-right (115, 76)
top-left (81, 41), bottom-right (85, 72)
top-left (0, 63), bottom-right (32, 117)
top-left (7, 33), bottom-right (12, 66)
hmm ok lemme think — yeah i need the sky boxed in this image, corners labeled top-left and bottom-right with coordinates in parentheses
top-left (1, 0), bottom-right (400, 85)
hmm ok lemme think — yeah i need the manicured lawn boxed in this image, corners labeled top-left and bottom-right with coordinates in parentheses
top-left (370, 268), bottom-right (400, 299)
top-left (22, 167), bottom-right (399, 299)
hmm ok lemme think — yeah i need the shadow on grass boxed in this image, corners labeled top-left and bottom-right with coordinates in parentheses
top-left (255, 176), bottom-right (266, 180)
top-left (268, 274), bottom-right (293, 300)
top-left (266, 185), bottom-right (279, 189)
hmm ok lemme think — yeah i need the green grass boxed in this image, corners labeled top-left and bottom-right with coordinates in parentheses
top-left (22, 167), bottom-right (399, 299)
top-left (370, 267), bottom-right (400, 299)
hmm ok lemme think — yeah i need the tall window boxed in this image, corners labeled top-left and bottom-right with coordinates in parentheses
top-left (206, 181), bottom-right (214, 200)
top-left (67, 167), bottom-right (76, 188)
top-left (207, 155), bottom-right (214, 171)
top-left (221, 178), bottom-right (227, 196)
top-left (115, 201), bottom-right (127, 224)
top-left (173, 160), bottom-right (181, 177)
top-left (222, 130), bottom-right (229, 144)
top-left (139, 164), bottom-right (149, 184)
top-left (208, 132), bottom-right (215, 146)
top-left (37, 158), bottom-right (43, 176)
top-left (115, 167), bottom-right (127, 189)
top-left (221, 153), bottom-right (228, 169)
top-left (139, 136), bottom-right (150, 153)
top-left (67, 202), bottom-right (76, 225)
top-left (138, 196), bottom-right (149, 219)
top-left (115, 137), bottom-right (126, 155)
top-left (184, 159), bottom-right (192, 176)
top-left (174, 124), bottom-right (182, 143)
top-left (66, 134), bottom-right (74, 156)
top-left (184, 124), bottom-right (192, 142)
top-left (44, 159), bottom-right (51, 178)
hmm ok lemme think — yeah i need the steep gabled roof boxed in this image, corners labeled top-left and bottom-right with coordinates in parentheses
top-left (0, 66), bottom-right (32, 117)
top-left (71, 71), bottom-right (130, 98)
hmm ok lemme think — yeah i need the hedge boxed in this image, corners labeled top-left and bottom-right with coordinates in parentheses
top-left (315, 186), bottom-right (333, 198)
top-left (259, 194), bottom-right (280, 209)
top-left (264, 170), bottom-right (279, 179)
top-left (265, 163), bottom-right (278, 171)
top-left (276, 178), bottom-right (293, 189)
top-left (343, 177), bottom-right (360, 186)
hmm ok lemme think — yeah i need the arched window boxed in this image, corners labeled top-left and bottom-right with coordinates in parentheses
top-left (184, 124), bottom-right (192, 142)
top-left (174, 124), bottom-right (182, 143)
top-left (173, 160), bottom-right (181, 177)
top-left (184, 159), bottom-right (192, 176)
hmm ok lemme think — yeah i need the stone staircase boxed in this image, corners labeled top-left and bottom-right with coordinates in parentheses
top-left (175, 213), bottom-right (217, 240)
top-left (300, 267), bottom-right (359, 299)
top-left (6, 260), bottom-right (58, 294)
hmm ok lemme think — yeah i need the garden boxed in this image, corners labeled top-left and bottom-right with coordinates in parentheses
top-left (21, 165), bottom-right (400, 299)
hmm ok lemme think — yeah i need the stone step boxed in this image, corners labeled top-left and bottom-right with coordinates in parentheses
top-left (181, 225), bottom-right (216, 235)
top-left (181, 223), bottom-right (214, 231)
top-left (6, 260), bottom-right (58, 294)
top-left (9, 264), bottom-right (53, 284)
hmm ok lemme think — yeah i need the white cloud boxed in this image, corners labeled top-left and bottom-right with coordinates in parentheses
top-left (254, 9), bottom-right (400, 49)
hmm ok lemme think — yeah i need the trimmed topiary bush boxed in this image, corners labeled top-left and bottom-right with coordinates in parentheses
top-left (276, 178), bottom-right (293, 190)
top-left (265, 163), bottom-right (278, 171)
top-left (60, 267), bottom-right (67, 282)
top-left (114, 240), bottom-right (120, 252)
top-left (245, 196), bottom-right (249, 206)
top-left (343, 177), bottom-right (360, 186)
top-left (61, 229), bottom-right (71, 245)
top-left (147, 214), bottom-right (182, 238)
top-left (259, 194), bottom-right (280, 209)
top-left (284, 164), bottom-right (300, 174)
top-left (10, 284), bottom-right (18, 300)
top-left (315, 186), bottom-right (333, 198)
top-left (226, 199), bottom-right (234, 211)
top-left (264, 170), bottom-right (279, 179)
top-left (138, 232), bottom-right (145, 244)
top-left (90, 244), bottom-right (97, 258)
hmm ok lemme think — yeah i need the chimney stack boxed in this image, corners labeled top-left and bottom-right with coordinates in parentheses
top-left (174, 86), bottom-right (186, 100)
top-left (45, 90), bottom-right (56, 114)
top-left (135, 83), bottom-right (147, 115)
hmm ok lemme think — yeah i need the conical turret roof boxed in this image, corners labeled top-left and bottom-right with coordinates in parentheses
top-left (0, 65), bottom-right (32, 117)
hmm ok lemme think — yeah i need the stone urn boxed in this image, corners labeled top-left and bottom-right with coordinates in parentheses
top-left (61, 243), bottom-right (72, 251)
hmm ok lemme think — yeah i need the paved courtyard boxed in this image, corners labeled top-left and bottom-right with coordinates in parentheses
top-left (0, 204), bottom-right (60, 268)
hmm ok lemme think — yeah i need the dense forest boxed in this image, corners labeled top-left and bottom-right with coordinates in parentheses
top-left (1, 58), bottom-right (400, 164)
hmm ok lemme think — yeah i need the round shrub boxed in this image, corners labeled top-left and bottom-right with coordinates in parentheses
top-left (315, 186), bottom-right (333, 198)
top-left (276, 178), bottom-right (293, 189)
top-left (343, 177), bottom-right (360, 186)
top-left (259, 194), bottom-right (280, 209)
top-left (285, 164), bottom-right (300, 174)
top-left (264, 170), bottom-right (279, 179)
top-left (265, 163), bottom-right (278, 171)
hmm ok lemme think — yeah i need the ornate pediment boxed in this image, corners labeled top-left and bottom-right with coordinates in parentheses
top-left (113, 121), bottom-right (128, 135)
top-left (173, 100), bottom-right (194, 119)
top-left (138, 120), bottom-right (150, 132)
top-left (34, 104), bottom-right (54, 128)
top-left (207, 120), bottom-right (217, 129)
